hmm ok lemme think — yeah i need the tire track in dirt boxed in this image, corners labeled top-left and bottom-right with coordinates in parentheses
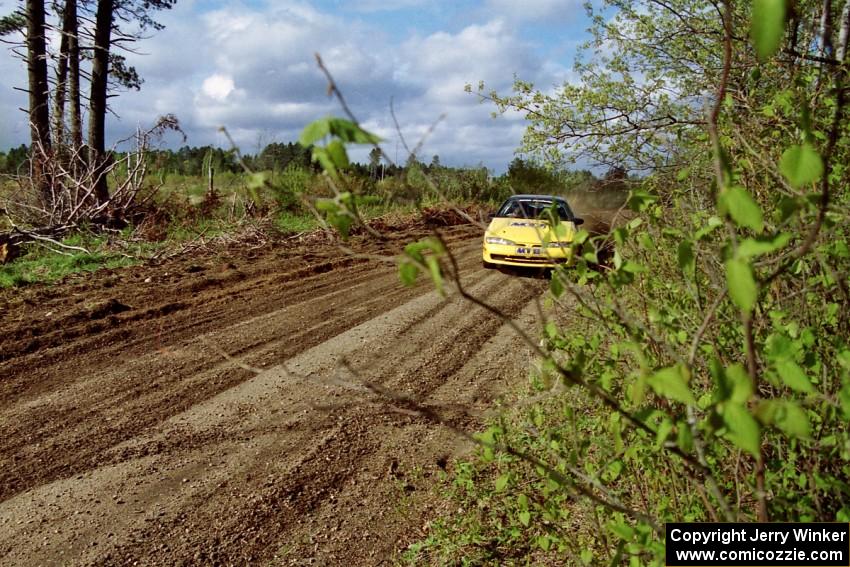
top-left (0, 227), bottom-right (475, 498)
top-left (0, 223), bottom-right (550, 566)
top-left (0, 230), bottom-right (470, 499)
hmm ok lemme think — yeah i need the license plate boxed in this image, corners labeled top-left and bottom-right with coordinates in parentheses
top-left (516, 247), bottom-right (543, 255)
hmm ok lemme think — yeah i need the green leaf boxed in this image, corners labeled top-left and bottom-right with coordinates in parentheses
top-left (726, 258), bottom-right (758, 313)
top-left (299, 117), bottom-right (382, 146)
top-left (398, 261), bottom-right (419, 286)
top-left (550, 272), bottom-right (565, 298)
top-left (402, 238), bottom-right (447, 295)
top-left (606, 460), bottom-right (623, 481)
top-left (775, 358), bottom-right (814, 393)
top-left (722, 403), bottom-right (761, 457)
top-left (725, 364), bottom-right (754, 404)
top-left (716, 363), bottom-right (753, 404)
top-left (750, 0), bottom-right (787, 61)
top-left (677, 240), bottom-right (695, 279)
top-left (765, 332), bottom-right (795, 360)
top-left (627, 189), bottom-right (657, 212)
top-left (315, 198), bottom-right (338, 213)
top-left (837, 350), bottom-right (850, 369)
top-left (311, 147), bottom-right (337, 178)
top-left (612, 249), bottom-right (622, 270)
top-left (737, 233), bottom-right (792, 259)
top-left (537, 535), bottom-right (551, 551)
top-left (607, 411), bottom-right (623, 451)
top-left (776, 402), bottom-right (810, 439)
top-left (694, 216), bottom-right (723, 241)
top-left (838, 381), bottom-right (850, 418)
top-left (403, 238), bottom-right (444, 264)
top-left (779, 143), bottom-right (824, 188)
top-left (331, 214), bottom-right (353, 239)
top-left (608, 521), bottom-right (635, 540)
top-left (299, 118), bottom-right (331, 146)
top-left (327, 118), bottom-right (382, 144)
top-left (326, 139), bottom-right (350, 170)
top-left (629, 372), bottom-right (648, 406)
top-left (476, 426), bottom-right (500, 445)
top-left (719, 186), bottom-right (763, 233)
top-left (518, 510), bottom-right (531, 527)
top-left (621, 260), bottom-right (646, 273)
top-left (655, 418), bottom-right (674, 449)
top-left (425, 256), bottom-right (444, 296)
top-left (495, 474), bottom-right (510, 492)
top-left (553, 222), bottom-right (569, 239)
top-left (677, 422), bottom-right (694, 452)
top-left (517, 493), bottom-right (529, 510)
top-left (648, 365), bottom-right (696, 405)
top-left (694, 216), bottom-right (723, 240)
top-left (756, 400), bottom-right (811, 439)
top-left (778, 196), bottom-right (802, 221)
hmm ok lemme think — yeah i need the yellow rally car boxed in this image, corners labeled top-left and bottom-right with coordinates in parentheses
top-left (482, 194), bottom-right (584, 269)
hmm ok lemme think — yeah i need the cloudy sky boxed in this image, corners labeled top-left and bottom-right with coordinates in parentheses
top-left (0, 0), bottom-right (597, 171)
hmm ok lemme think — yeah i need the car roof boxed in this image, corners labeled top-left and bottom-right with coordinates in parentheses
top-left (505, 194), bottom-right (567, 201)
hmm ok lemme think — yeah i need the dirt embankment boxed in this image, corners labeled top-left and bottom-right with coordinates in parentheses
top-left (0, 216), bottom-right (552, 566)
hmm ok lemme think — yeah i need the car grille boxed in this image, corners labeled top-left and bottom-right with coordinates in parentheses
top-left (491, 254), bottom-right (567, 264)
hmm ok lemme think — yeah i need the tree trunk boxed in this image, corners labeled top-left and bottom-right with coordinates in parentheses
top-left (53, 0), bottom-right (80, 148)
top-left (88, 0), bottom-right (114, 205)
top-left (67, 0), bottom-right (82, 151)
top-left (837, 0), bottom-right (850, 62)
top-left (819, 0), bottom-right (834, 60)
top-left (25, 0), bottom-right (52, 202)
top-left (53, 3), bottom-right (68, 145)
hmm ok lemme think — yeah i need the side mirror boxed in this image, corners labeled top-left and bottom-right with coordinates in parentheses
top-left (573, 217), bottom-right (585, 226)
top-left (487, 212), bottom-right (496, 220)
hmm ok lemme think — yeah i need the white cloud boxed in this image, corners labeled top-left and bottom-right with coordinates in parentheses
top-left (396, 19), bottom-right (540, 106)
top-left (0, 0), bottom-right (586, 171)
top-left (346, 0), bottom-right (431, 13)
top-left (200, 74), bottom-right (235, 102)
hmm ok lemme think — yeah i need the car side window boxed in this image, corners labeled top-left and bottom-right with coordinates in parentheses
top-left (499, 201), bottom-right (519, 217)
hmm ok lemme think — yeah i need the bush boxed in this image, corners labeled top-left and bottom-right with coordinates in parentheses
top-left (403, 1), bottom-right (850, 565)
top-left (270, 164), bottom-right (311, 212)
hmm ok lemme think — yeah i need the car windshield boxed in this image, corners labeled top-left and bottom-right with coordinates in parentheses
top-left (497, 199), bottom-right (574, 221)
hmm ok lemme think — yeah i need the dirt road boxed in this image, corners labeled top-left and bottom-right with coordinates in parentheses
top-left (0, 220), bottom-right (549, 566)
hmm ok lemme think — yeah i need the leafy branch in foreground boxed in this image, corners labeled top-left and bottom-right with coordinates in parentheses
top-left (405, 0), bottom-right (850, 565)
top-left (295, 1), bottom-right (850, 562)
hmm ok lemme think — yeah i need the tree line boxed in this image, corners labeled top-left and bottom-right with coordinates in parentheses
top-left (1, 139), bottom-right (611, 196)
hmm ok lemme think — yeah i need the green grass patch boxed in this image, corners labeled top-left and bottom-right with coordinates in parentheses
top-left (401, 378), bottom-right (606, 566)
top-left (275, 212), bottom-right (320, 233)
top-left (165, 217), bottom-right (236, 241)
top-left (0, 239), bottom-right (138, 288)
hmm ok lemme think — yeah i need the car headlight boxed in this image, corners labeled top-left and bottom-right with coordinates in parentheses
top-left (485, 236), bottom-right (516, 246)
top-left (546, 241), bottom-right (571, 248)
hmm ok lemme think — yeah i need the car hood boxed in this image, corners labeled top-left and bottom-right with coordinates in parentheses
top-left (486, 217), bottom-right (576, 244)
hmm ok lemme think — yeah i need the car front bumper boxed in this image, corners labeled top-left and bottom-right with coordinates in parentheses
top-left (482, 244), bottom-right (572, 268)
